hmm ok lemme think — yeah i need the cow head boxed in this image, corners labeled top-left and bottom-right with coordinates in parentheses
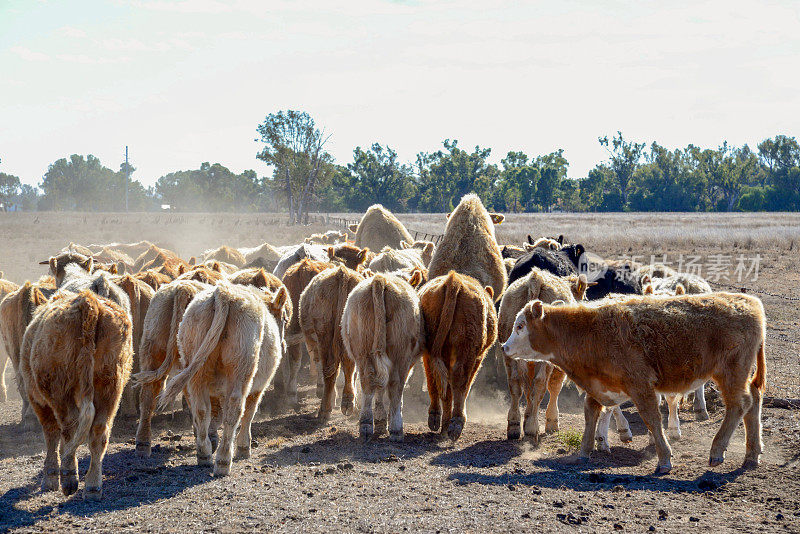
top-left (41, 252), bottom-right (94, 287)
top-left (502, 300), bottom-right (554, 362)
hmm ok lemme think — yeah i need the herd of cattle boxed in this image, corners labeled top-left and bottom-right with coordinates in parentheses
top-left (0, 193), bottom-right (767, 500)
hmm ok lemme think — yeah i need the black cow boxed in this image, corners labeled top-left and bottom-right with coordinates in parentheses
top-left (507, 243), bottom-right (585, 286)
top-left (585, 267), bottom-right (641, 300)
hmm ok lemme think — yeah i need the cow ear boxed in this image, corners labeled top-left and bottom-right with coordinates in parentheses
top-left (409, 269), bottom-right (423, 288)
top-left (326, 246), bottom-right (335, 260)
top-left (551, 299), bottom-right (566, 306)
top-left (49, 257), bottom-right (57, 274)
top-left (641, 274), bottom-right (651, 286)
top-left (362, 269), bottom-right (375, 278)
top-left (445, 212), bottom-right (451, 219)
top-left (348, 224), bottom-right (359, 234)
top-left (109, 263), bottom-right (118, 274)
top-left (189, 256), bottom-right (197, 266)
top-left (357, 248), bottom-right (369, 265)
top-left (527, 234), bottom-right (534, 245)
top-left (558, 235), bottom-right (564, 245)
top-left (39, 259), bottom-right (50, 265)
top-left (575, 244), bottom-right (585, 257)
top-left (484, 286), bottom-right (494, 300)
top-left (573, 274), bottom-right (588, 300)
top-left (400, 240), bottom-right (410, 249)
top-left (675, 284), bottom-right (686, 295)
top-left (644, 284), bottom-right (654, 295)
top-left (32, 287), bottom-right (47, 306)
top-left (490, 213), bottom-right (504, 225)
top-left (423, 242), bottom-right (434, 256)
top-left (269, 286), bottom-right (288, 316)
top-left (210, 261), bottom-right (222, 273)
top-left (529, 300), bottom-right (544, 320)
top-left (178, 264), bottom-right (187, 275)
top-left (82, 257), bottom-right (94, 273)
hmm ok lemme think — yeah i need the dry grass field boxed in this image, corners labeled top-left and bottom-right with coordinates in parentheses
top-left (0, 211), bottom-right (798, 532)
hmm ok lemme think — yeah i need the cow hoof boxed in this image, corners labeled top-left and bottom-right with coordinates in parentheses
top-left (197, 454), bottom-right (213, 467)
top-left (135, 442), bottom-right (152, 458)
top-left (545, 418), bottom-right (559, 433)
top-left (374, 419), bottom-right (388, 436)
top-left (61, 475), bottom-right (79, 497)
top-left (428, 412), bottom-right (441, 432)
top-left (654, 464), bottom-right (672, 475)
top-left (709, 456), bottom-right (724, 467)
top-left (595, 437), bottom-right (610, 453)
top-left (42, 473), bottom-right (59, 492)
top-left (234, 446), bottom-right (250, 460)
top-left (742, 457), bottom-right (760, 470)
top-left (213, 462), bottom-right (231, 477)
top-left (209, 435), bottom-right (219, 453)
top-left (318, 410), bottom-right (331, 423)
top-left (84, 486), bottom-right (102, 501)
top-left (389, 430), bottom-right (404, 442)
top-left (341, 401), bottom-right (354, 417)
top-left (447, 419), bottom-right (464, 441)
top-left (618, 429), bottom-right (633, 443)
top-left (359, 423), bottom-right (374, 442)
top-left (668, 428), bottom-right (682, 440)
top-left (526, 431), bottom-right (541, 446)
top-left (507, 424), bottom-right (521, 441)
top-left (695, 410), bottom-right (710, 422)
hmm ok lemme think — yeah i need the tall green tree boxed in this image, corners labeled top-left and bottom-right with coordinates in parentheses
top-left (599, 132), bottom-right (646, 206)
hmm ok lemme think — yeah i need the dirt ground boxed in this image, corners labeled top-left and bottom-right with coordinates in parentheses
top-left (0, 212), bottom-right (799, 533)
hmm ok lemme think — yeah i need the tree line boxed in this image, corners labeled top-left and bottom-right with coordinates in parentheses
top-left (1, 111), bottom-right (798, 215)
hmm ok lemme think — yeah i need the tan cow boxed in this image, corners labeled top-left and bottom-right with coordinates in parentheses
top-left (175, 264), bottom-right (225, 284)
top-left (502, 293), bottom-right (766, 473)
top-left (20, 290), bottom-right (133, 499)
top-left (157, 282), bottom-right (288, 476)
top-left (134, 270), bottom-right (173, 291)
top-left (299, 265), bottom-right (364, 420)
top-left (202, 245), bottom-right (247, 268)
top-left (40, 251), bottom-right (94, 286)
top-left (419, 271), bottom-right (498, 440)
top-left (133, 280), bottom-right (209, 457)
top-left (498, 269), bottom-right (588, 442)
top-left (368, 241), bottom-right (435, 273)
top-left (349, 204), bottom-right (414, 251)
top-left (132, 245), bottom-right (186, 273)
top-left (0, 278), bottom-right (20, 403)
top-left (427, 194), bottom-right (506, 302)
top-left (0, 281), bottom-right (51, 423)
top-left (238, 243), bottom-right (282, 272)
top-left (305, 230), bottom-right (347, 245)
top-left (342, 271), bottom-right (424, 441)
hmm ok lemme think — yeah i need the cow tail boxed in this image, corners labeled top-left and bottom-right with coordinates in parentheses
top-left (64, 291), bottom-right (100, 454)
top-left (751, 340), bottom-right (766, 392)
top-left (157, 288), bottom-right (229, 410)
top-left (431, 272), bottom-right (459, 399)
top-left (333, 268), bottom-right (350, 350)
top-left (134, 288), bottom-right (194, 386)
top-left (368, 276), bottom-right (389, 390)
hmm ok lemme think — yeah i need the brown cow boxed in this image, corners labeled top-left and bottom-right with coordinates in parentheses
top-left (0, 278), bottom-right (20, 403)
top-left (342, 271), bottom-right (424, 441)
top-left (132, 245), bottom-right (186, 273)
top-left (132, 279), bottom-right (209, 457)
top-left (276, 259), bottom-right (334, 407)
top-left (419, 271), bottom-right (497, 440)
top-left (112, 275), bottom-right (155, 416)
top-left (427, 194), bottom-right (506, 302)
top-left (134, 270), bottom-right (173, 291)
top-left (299, 265), bottom-right (364, 420)
top-left (327, 243), bottom-right (371, 271)
top-left (157, 282), bottom-right (288, 475)
top-left (502, 292), bottom-right (766, 473)
top-left (20, 290), bottom-right (133, 499)
top-left (498, 269), bottom-right (587, 442)
top-left (175, 264), bottom-right (225, 285)
top-left (349, 204), bottom-right (414, 251)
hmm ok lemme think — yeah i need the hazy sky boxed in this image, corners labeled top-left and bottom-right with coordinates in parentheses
top-left (1, 0), bottom-right (798, 187)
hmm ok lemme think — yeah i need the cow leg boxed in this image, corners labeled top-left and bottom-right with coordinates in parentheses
top-left (579, 396), bottom-right (602, 459)
top-left (422, 353), bottom-right (442, 432)
top-left (545, 367), bottom-right (566, 434)
top-left (357, 370), bottom-right (376, 441)
top-left (135, 376), bottom-right (165, 458)
top-left (666, 394), bottom-right (682, 439)
top-left (318, 359), bottom-right (339, 422)
top-left (612, 405), bottom-right (633, 442)
top-left (209, 396), bottom-right (221, 453)
top-left (59, 427), bottom-right (80, 497)
top-left (31, 401), bottom-right (60, 492)
top-left (742, 379), bottom-right (764, 469)
top-left (214, 391), bottom-right (245, 477)
top-left (505, 357), bottom-right (523, 440)
top-left (387, 373), bottom-right (406, 442)
top-left (190, 389), bottom-right (213, 467)
top-left (630, 391), bottom-right (673, 474)
top-left (595, 407), bottom-right (613, 452)
top-left (694, 382), bottom-right (709, 421)
top-left (709, 377), bottom-right (751, 467)
top-left (0, 352), bottom-right (7, 403)
top-left (285, 342), bottom-right (303, 410)
top-left (118, 383), bottom-right (138, 417)
top-left (84, 421), bottom-right (110, 501)
top-left (340, 355), bottom-right (357, 417)
top-left (441, 384), bottom-right (455, 439)
top-left (235, 391), bottom-right (262, 460)
top-left (373, 389), bottom-right (388, 437)
top-left (523, 363), bottom-right (549, 444)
